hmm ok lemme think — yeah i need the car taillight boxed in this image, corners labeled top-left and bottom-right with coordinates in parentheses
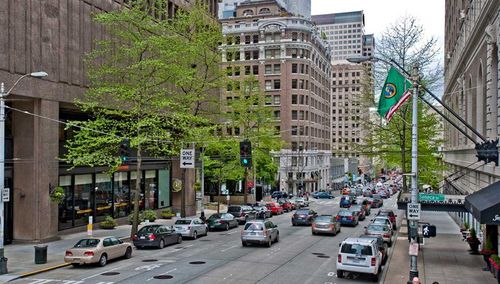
top-left (371, 257), bottom-right (376, 266)
top-left (336, 216), bottom-right (340, 220)
top-left (132, 234), bottom-right (138, 241)
top-left (383, 233), bottom-right (391, 238)
top-left (240, 212), bottom-right (245, 217)
top-left (149, 234), bottom-right (156, 241)
top-left (337, 254), bottom-right (342, 263)
top-left (84, 251), bottom-right (94, 257)
top-left (348, 216), bottom-right (353, 220)
top-left (65, 251), bottom-right (73, 256)
top-left (217, 220), bottom-right (223, 224)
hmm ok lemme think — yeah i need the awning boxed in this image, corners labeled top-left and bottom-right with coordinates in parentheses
top-left (464, 181), bottom-right (500, 225)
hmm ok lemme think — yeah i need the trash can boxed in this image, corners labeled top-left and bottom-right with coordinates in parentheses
top-left (34, 245), bottom-right (47, 264)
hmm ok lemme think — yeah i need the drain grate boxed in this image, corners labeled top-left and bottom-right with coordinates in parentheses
top-left (189, 261), bottom-right (206, 265)
top-left (101, 272), bottom-right (120, 276)
top-left (153, 275), bottom-right (174, 279)
top-left (142, 259), bottom-right (158, 262)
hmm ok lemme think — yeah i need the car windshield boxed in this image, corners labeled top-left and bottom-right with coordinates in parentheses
top-left (138, 226), bottom-right (160, 234)
top-left (338, 210), bottom-right (352, 216)
top-left (244, 223), bottom-right (264, 231)
top-left (241, 206), bottom-right (253, 211)
top-left (296, 198), bottom-right (304, 201)
top-left (341, 243), bottom-right (373, 255)
top-left (228, 206), bottom-right (241, 212)
top-left (296, 210), bottom-right (309, 215)
top-left (378, 212), bottom-right (389, 216)
top-left (74, 239), bottom-right (100, 248)
top-left (368, 224), bottom-right (389, 232)
top-left (314, 216), bottom-right (332, 222)
top-left (175, 220), bottom-right (192, 225)
top-left (373, 218), bottom-right (389, 224)
top-left (373, 195), bottom-right (381, 199)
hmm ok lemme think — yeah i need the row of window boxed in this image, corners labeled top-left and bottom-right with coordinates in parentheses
top-left (225, 31), bottom-right (310, 45)
top-left (333, 131), bottom-right (360, 136)
top-left (333, 72), bottom-right (361, 78)
top-left (332, 79), bottom-right (360, 85)
top-left (333, 138), bottom-right (361, 143)
top-left (332, 101), bottom-right (361, 107)
top-left (332, 124), bottom-right (360, 129)
top-left (321, 24), bottom-right (362, 30)
top-left (291, 125), bottom-right (329, 139)
top-left (332, 115), bottom-right (361, 121)
top-left (332, 87), bottom-right (361, 93)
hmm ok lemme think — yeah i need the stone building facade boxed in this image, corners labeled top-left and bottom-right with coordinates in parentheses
top-left (0, 0), bottom-right (218, 242)
top-left (220, 0), bottom-right (332, 195)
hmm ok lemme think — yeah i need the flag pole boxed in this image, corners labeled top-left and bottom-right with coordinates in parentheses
top-left (408, 64), bottom-right (420, 283)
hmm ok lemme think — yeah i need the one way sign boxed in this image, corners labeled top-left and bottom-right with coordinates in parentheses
top-left (407, 203), bottom-right (421, 220)
top-left (180, 149), bottom-right (195, 169)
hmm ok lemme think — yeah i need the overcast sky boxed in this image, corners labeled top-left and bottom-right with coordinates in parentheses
top-left (311, 0), bottom-right (445, 49)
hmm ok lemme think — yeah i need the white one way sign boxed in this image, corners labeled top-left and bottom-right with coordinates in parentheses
top-left (180, 149), bottom-right (195, 169)
top-left (407, 203), bottom-right (421, 220)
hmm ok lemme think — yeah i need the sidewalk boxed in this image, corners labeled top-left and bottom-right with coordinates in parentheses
top-left (0, 207), bottom-right (224, 283)
top-left (384, 211), bottom-right (496, 284)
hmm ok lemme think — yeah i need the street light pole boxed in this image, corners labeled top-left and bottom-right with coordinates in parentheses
top-left (0, 71), bottom-right (47, 274)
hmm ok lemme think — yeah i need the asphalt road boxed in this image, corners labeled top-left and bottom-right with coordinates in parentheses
top-left (12, 194), bottom-right (401, 284)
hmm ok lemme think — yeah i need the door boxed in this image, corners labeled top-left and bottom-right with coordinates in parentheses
top-left (102, 238), bottom-right (117, 259)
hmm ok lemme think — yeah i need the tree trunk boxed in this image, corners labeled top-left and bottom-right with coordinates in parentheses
top-left (131, 142), bottom-right (142, 238)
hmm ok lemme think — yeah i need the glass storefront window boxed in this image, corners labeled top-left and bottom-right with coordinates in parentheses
top-left (130, 171), bottom-right (142, 210)
top-left (113, 172), bottom-right (130, 217)
top-left (145, 170), bottom-right (158, 210)
top-left (95, 173), bottom-right (112, 222)
top-left (58, 175), bottom-right (73, 230)
top-left (74, 174), bottom-right (93, 227)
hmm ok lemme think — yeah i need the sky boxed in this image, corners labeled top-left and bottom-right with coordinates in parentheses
top-left (311, 0), bottom-right (445, 54)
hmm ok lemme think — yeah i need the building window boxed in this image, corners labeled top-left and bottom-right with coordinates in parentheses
top-left (243, 9), bottom-right (254, 16)
top-left (265, 80), bottom-right (272, 90)
top-left (265, 95), bottom-right (272, 105)
top-left (292, 110), bottom-right (298, 120)
top-left (292, 79), bottom-right (297, 89)
top-left (274, 79), bottom-right (281, 89)
top-left (274, 64), bottom-right (281, 74)
top-left (265, 64), bottom-right (272, 74)
top-left (292, 32), bottom-right (298, 41)
top-left (259, 8), bottom-right (271, 14)
top-left (245, 66), bottom-right (251, 75)
top-left (292, 64), bottom-right (298, 73)
top-left (253, 65), bottom-right (259, 75)
top-left (253, 34), bottom-right (259, 43)
top-left (274, 110), bottom-right (280, 119)
top-left (273, 95), bottom-right (281, 105)
top-left (292, 94), bottom-right (298, 104)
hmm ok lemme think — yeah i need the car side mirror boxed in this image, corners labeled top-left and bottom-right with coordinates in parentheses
top-left (338, 243), bottom-right (341, 247)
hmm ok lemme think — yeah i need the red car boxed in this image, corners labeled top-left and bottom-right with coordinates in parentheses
top-left (277, 199), bottom-right (294, 212)
top-left (265, 202), bottom-right (284, 215)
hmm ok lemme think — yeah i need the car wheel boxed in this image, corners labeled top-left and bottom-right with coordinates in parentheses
top-left (242, 241), bottom-right (247, 247)
top-left (275, 233), bottom-right (279, 243)
top-left (192, 231), bottom-right (198, 240)
top-left (382, 254), bottom-right (387, 265)
top-left (98, 254), bottom-right (107, 267)
top-left (266, 238), bottom-right (272, 247)
top-left (177, 236), bottom-right (183, 244)
top-left (337, 270), bottom-right (344, 278)
top-left (124, 247), bottom-right (132, 259)
top-left (158, 239), bottom-right (165, 249)
top-left (225, 223), bottom-right (229, 231)
top-left (292, 222), bottom-right (296, 226)
top-left (372, 272), bottom-right (379, 282)
top-left (312, 231), bottom-right (316, 235)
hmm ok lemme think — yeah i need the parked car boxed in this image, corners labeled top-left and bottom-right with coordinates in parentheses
top-left (376, 209), bottom-right (397, 230)
top-left (241, 220), bottom-right (279, 247)
top-left (364, 223), bottom-right (393, 247)
top-left (337, 237), bottom-right (383, 281)
top-left (271, 191), bottom-right (288, 199)
top-left (292, 209), bottom-right (318, 226)
top-left (265, 202), bottom-right (284, 215)
top-left (133, 225), bottom-right (182, 249)
top-left (349, 205), bottom-right (366, 221)
top-left (174, 217), bottom-right (208, 239)
top-left (227, 205), bottom-right (257, 224)
top-left (206, 213), bottom-right (239, 231)
top-left (311, 215), bottom-right (341, 235)
top-left (371, 195), bottom-right (384, 208)
top-left (277, 198), bottom-right (294, 212)
top-left (64, 237), bottom-right (132, 267)
top-left (340, 196), bottom-right (352, 208)
top-left (336, 209), bottom-right (359, 226)
top-left (252, 206), bottom-right (272, 219)
top-left (358, 234), bottom-right (388, 265)
top-left (314, 191), bottom-right (334, 199)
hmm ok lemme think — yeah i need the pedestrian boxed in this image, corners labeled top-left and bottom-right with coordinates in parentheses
top-left (412, 277), bottom-right (420, 284)
top-left (200, 211), bottom-right (206, 223)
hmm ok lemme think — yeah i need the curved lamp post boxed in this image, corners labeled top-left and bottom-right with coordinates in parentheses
top-left (0, 71), bottom-right (48, 274)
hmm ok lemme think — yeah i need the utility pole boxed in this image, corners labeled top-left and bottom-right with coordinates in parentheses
top-left (181, 168), bottom-right (186, 217)
top-left (408, 64), bottom-right (420, 283)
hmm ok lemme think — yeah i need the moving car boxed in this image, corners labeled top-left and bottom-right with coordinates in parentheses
top-left (336, 209), bottom-right (359, 226)
top-left (174, 217), bottom-right (208, 239)
top-left (241, 220), bottom-right (279, 247)
top-left (294, 197), bottom-right (309, 207)
top-left (292, 209), bottom-right (318, 226)
top-left (265, 202), bottom-right (284, 215)
top-left (65, 237), bottom-right (132, 267)
top-left (364, 223), bottom-right (393, 247)
top-left (252, 205), bottom-right (272, 219)
top-left (277, 198), bottom-right (294, 212)
top-left (271, 191), bottom-right (288, 199)
top-left (348, 193), bottom-right (358, 204)
top-left (376, 209), bottom-right (397, 230)
top-left (227, 205), bottom-right (257, 224)
top-left (349, 205), bottom-right (366, 221)
top-left (314, 191), bottom-right (334, 199)
top-left (371, 195), bottom-right (384, 208)
top-left (133, 225), bottom-right (182, 249)
top-left (340, 196), bottom-right (352, 208)
top-left (372, 216), bottom-right (394, 233)
top-left (358, 234), bottom-right (388, 265)
top-left (207, 213), bottom-right (239, 231)
top-left (337, 237), bottom-right (383, 281)
top-left (311, 215), bottom-right (341, 235)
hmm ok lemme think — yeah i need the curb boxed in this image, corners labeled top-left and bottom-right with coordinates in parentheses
top-left (11, 236), bottom-right (131, 281)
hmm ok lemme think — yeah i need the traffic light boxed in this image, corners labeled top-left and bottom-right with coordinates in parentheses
top-left (239, 139), bottom-right (252, 168)
top-left (475, 139), bottom-right (499, 166)
top-left (422, 224), bottom-right (437, 238)
top-left (119, 139), bottom-right (130, 163)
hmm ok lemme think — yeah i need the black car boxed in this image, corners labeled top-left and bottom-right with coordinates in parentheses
top-left (227, 205), bottom-right (256, 224)
top-left (207, 213), bottom-right (239, 231)
top-left (292, 209), bottom-right (318, 226)
top-left (271, 191), bottom-right (289, 199)
top-left (133, 225), bottom-right (182, 249)
top-left (371, 195), bottom-right (384, 208)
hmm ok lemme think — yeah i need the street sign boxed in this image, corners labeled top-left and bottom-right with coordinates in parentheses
top-left (407, 203), bottom-right (421, 220)
top-left (409, 242), bottom-right (419, 256)
top-left (180, 149), bottom-right (195, 169)
top-left (2, 188), bottom-right (9, 202)
top-left (419, 193), bottom-right (445, 202)
top-left (422, 224), bottom-right (437, 238)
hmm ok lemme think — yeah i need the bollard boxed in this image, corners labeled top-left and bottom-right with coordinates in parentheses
top-left (34, 245), bottom-right (48, 264)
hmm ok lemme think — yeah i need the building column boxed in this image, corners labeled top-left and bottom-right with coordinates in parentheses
top-left (12, 98), bottom-right (59, 241)
top-left (486, 23), bottom-right (498, 140)
top-left (171, 160), bottom-right (196, 217)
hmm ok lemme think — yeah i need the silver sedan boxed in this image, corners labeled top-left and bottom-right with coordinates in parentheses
top-left (174, 217), bottom-right (208, 239)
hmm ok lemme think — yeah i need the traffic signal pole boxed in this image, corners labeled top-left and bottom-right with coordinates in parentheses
top-left (243, 167), bottom-right (248, 205)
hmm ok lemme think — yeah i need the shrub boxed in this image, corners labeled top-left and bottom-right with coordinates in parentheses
top-left (99, 216), bottom-right (117, 229)
top-left (143, 209), bottom-right (157, 222)
top-left (128, 212), bottom-right (145, 225)
top-left (161, 208), bottom-right (175, 219)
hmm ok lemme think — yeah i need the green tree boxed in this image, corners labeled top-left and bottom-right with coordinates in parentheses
top-left (63, 0), bottom-right (224, 236)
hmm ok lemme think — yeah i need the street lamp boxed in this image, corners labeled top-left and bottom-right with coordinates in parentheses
top-left (0, 71), bottom-right (48, 274)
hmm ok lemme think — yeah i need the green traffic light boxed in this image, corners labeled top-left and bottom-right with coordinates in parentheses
top-left (243, 158), bottom-right (248, 164)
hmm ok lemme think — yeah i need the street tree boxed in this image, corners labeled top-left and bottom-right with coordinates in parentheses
top-left (63, 0), bottom-right (224, 237)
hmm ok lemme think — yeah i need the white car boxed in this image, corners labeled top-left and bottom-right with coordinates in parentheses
top-left (174, 217), bottom-right (208, 239)
top-left (337, 237), bottom-right (383, 281)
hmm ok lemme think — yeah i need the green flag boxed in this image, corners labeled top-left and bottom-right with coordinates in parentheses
top-left (378, 67), bottom-right (413, 121)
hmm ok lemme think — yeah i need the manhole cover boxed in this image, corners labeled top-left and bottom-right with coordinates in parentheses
top-left (101, 272), bottom-right (120, 276)
top-left (142, 259), bottom-right (158, 262)
top-left (189, 261), bottom-right (206, 265)
top-left (312, 253), bottom-right (325, 256)
top-left (153, 275), bottom-right (174, 279)
top-left (317, 255), bottom-right (330, 258)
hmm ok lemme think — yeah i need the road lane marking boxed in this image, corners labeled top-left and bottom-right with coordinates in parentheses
top-left (220, 245), bottom-right (238, 252)
top-left (80, 265), bottom-right (125, 281)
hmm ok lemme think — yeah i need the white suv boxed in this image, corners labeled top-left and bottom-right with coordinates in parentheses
top-left (337, 237), bottom-right (383, 281)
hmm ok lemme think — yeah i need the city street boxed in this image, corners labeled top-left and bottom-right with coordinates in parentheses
top-left (10, 195), bottom-right (400, 284)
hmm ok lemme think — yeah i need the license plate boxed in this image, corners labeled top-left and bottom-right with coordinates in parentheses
top-left (176, 227), bottom-right (183, 230)
top-left (342, 217), bottom-right (346, 220)
top-left (140, 236), bottom-right (145, 239)
top-left (250, 232), bottom-right (256, 235)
